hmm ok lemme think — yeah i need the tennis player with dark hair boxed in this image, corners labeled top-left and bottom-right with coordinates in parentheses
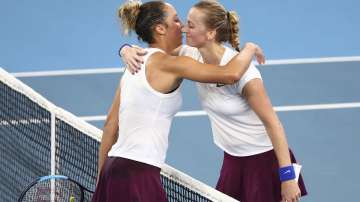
top-left (121, 1), bottom-right (307, 202)
top-left (92, 0), bottom-right (265, 201)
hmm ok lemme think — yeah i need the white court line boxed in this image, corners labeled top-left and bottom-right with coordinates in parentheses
top-left (12, 67), bottom-right (125, 77)
top-left (10, 56), bottom-right (360, 77)
top-left (80, 110), bottom-right (208, 121)
top-left (0, 118), bottom-right (50, 126)
top-left (274, 102), bottom-right (360, 111)
top-left (80, 115), bottom-right (107, 122)
top-left (3, 102), bottom-right (359, 124)
top-left (79, 102), bottom-right (360, 121)
top-left (263, 56), bottom-right (360, 66)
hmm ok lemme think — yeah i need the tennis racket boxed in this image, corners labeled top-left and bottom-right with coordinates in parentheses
top-left (18, 175), bottom-right (94, 202)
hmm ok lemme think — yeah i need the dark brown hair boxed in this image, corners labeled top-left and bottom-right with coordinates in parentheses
top-left (118, 1), bottom-right (167, 44)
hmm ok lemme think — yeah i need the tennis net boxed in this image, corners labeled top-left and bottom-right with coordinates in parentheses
top-left (0, 67), bottom-right (238, 202)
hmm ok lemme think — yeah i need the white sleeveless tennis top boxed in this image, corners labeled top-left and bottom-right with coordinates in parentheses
top-left (108, 48), bottom-right (182, 167)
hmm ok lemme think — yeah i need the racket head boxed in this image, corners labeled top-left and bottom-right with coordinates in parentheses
top-left (18, 175), bottom-right (85, 202)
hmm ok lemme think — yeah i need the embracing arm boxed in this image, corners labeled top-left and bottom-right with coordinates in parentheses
top-left (242, 79), bottom-right (301, 202)
top-left (120, 45), bottom-right (183, 73)
top-left (158, 43), bottom-right (264, 84)
top-left (120, 45), bottom-right (147, 74)
top-left (97, 84), bottom-right (121, 177)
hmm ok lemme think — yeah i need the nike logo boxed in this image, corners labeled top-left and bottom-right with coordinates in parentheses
top-left (216, 83), bottom-right (225, 87)
top-left (283, 170), bottom-right (291, 174)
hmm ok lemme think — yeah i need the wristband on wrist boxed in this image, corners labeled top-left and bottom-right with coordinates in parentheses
top-left (118, 43), bottom-right (132, 57)
top-left (279, 165), bottom-right (296, 182)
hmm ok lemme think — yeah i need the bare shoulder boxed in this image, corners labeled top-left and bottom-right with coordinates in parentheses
top-left (148, 52), bottom-right (186, 70)
top-left (146, 51), bottom-right (168, 69)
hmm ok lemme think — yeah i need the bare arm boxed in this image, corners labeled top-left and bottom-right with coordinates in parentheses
top-left (157, 43), bottom-right (263, 84)
top-left (242, 79), bottom-right (301, 202)
top-left (243, 79), bottom-right (291, 166)
top-left (120, 45), bottom-right (183, 73)
top-left (97, 84), bottom-right (121, 177)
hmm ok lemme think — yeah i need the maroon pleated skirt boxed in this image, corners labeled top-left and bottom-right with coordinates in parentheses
top-left (216, 149), bottom-right (308, 202)
top-left (92, 157), bottom-right (167, 202)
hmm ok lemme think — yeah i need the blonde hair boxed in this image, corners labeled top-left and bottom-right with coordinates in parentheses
top-left (118, 1), bottom-right (141, 35)
top-left (117, 1), bottom-right (167, 43)
top-left (194, 0), bottom-right (240, 51)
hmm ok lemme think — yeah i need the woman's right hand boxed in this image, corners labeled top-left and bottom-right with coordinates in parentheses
top-left (281, 180), bottom-right (301, 202)
top-left (244, 42), bottom-right (265, 65)
top-left (120, 45), bottom-right (147, 74)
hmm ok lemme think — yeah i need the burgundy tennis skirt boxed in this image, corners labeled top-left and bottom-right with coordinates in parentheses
top-left (91, 157), bottom-right (167, 202)
top-left (216, 149), bottom-right (308, 202)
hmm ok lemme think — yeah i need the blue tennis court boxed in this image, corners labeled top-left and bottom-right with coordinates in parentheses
top-left (1, 0), bottom-right (360, 201)
top-left (9, 58), bottom-right (360, 202)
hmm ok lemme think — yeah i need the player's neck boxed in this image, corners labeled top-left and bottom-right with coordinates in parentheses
top-left (198, 43), bottom-right (225, 65)
top-left (149, 41), bottom-right (175, 54)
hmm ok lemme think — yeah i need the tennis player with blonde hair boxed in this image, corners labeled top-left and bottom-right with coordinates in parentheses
top-left (92, 1), bottom-right (265, 201)
top-left (121, 1), bottom-right (307, 202)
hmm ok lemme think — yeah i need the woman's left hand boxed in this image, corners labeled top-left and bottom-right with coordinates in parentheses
top-left (253, 44), bottom-right (265, 65)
